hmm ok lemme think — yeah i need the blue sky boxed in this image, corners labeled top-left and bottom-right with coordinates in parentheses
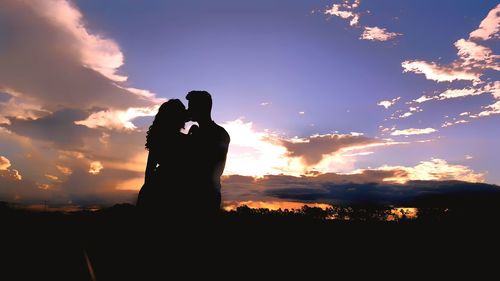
top-left (74, 0), bottom-right (497, 133)
top-left (76, 0), bottom-right (499, 177)
top-left (0, 0), bottom-right (499, 206)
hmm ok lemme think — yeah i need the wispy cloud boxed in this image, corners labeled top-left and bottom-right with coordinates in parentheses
top-left (401, 20), bottom-right (499, 84)
top-left (401, 60), bottom-right (480, 83)
top-left (441, 119), bottom-right (469, 128)
top-left (471, 101), bottom-right (500, 118)
top-left (395, 4), bottom-right (500, 130)
top-left (324, 0), bottom-right (360, 27)
top-left (322, 0), bottom-right (401, 42)
top-left (391, 128), bottom-right (437, 136)
top-left (377, 97), bottom-right (400, 109)
top-left (360, 26), bottom-right (401, 41)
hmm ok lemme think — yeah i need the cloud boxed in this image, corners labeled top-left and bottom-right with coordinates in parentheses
top-left (322, 1), bottom-right (401, 42)
top-left (375, 158), bottom-right (485, 183)
top-left (360, 26), bottom-right (402, 41)
top-left (377, 97), bottom-right (400, 109)
top-left (0, 156), bottom-right (12, 170)
top-left (56, 165), bottom-right (73, 176)
top-left (5, 109), bottom-right (99, 149)
top-left (396, 4), bottom-right (499, 131)
top-left (441, 119), bottom-right (469, 128)
top-left (89, 161), bottom-right (103, 175)
top-left (31, 0), bottom-right (126, 82)
top-left (0, 155), bottom-right (22, 181)
top-left (413, 81), bottom-right (500, 107)
top-left (469, 4), bottom-right (500, 40)
top-left (280, 133), bottom-right (379, 165)
top-left (413, 95), bottom-right (435, 103)
top-left (401, 60), bottom-right (480, 82)
top-left (401, 14), bottom-right (499, 84)
top-left (0, 107), bottom-right (150, 204)
top-left (410, 82), bottom-right (499, 126)
top-left (0, 0), bottom-right (168, 205)
top-left (267, 180), bottom-right (499, 207)
top-left (222, 119), bottom-right (406, 177)
top-left (398, 5), bottom-right (499, 129)
top-left (324, 1), bottom-right (360, 27)
top-left (222, 158), bottom-right (490, 206)
top-left (438, 87), bottom-right (484, 99)
top-left (390, 106), bottom-right (422, 120)
top-left (75, 105), bottom-right (161, 131)
top-left (455, 39), bottom-right (500, 71)
top-left (410, 81), bottom-right (500, 123)
top-left (0, 0), bottom-right (162, 124)
top-left (45, 174), bottom-right (60, 181)
top-left (474, 101), bottom-right (500, 117)
top-left (0, 91), bottom-right (49, 125)
top-left (390, 128), bottom-right (437, 136)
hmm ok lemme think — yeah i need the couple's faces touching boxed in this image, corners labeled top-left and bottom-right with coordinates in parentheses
top-left (186, 99), bottom-right (205, 122)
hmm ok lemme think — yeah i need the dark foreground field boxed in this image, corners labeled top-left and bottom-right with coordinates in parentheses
top-left (2, 202), bottom-right (499, 280)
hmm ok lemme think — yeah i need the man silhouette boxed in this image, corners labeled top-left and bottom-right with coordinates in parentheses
top-left (186, 91), bottom-right (230, 214)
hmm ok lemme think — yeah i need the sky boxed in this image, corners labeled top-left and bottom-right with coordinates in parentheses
top-left (0, 0), bottom-right (499, 208)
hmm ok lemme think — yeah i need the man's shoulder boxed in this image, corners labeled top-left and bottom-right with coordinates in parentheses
top-left (211, 122), bottom-right (230, 143)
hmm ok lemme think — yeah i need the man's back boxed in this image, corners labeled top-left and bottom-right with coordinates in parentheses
top-left (191, 121), bottom-right (230, 210)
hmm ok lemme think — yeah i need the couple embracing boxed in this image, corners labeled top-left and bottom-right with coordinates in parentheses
top-left (136, 91), bottom-right (230, 218)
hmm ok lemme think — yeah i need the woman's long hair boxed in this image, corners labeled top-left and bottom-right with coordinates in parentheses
top-left (145, 99), bottom-right (186, 150)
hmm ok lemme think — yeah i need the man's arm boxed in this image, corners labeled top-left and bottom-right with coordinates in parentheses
top-left (144, 150), bottom-right (157, 185)
top-left (212, 129), bottom-right (230, 180)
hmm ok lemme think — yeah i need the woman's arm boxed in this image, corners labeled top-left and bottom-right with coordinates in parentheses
top-left (144, 150), bottom-right (157, 185)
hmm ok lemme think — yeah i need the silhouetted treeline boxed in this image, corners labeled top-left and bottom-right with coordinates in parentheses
top-left (3, 201), bottom-right (500, 223)
top-left (2, 201), bottom-right (499, 280)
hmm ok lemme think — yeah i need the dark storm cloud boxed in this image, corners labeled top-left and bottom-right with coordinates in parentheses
top-left (222, 173), bottom-right (500, 207)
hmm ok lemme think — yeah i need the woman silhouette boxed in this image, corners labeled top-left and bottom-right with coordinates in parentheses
top-left (136, 99), bottom-right (189, 215)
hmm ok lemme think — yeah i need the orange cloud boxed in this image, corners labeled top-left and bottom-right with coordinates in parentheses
top-left (75, 105), bottom-right (161, 130)
top-left (376, 159), bottom-right (486, 184)
top-left (0, 155), bottom-right (22, 181)
top-left (88, 161), bottom-right (103, 175)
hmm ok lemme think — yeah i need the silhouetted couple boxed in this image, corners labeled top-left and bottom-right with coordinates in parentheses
top-left (136, 91), bottom-right (230, 219)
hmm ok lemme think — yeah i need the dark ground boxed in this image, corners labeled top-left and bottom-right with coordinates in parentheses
top-left (1, 202), bottom-right (499, 280)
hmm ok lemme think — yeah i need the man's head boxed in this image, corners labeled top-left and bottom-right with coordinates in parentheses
top-left (186, 90), bottom-right (212, 122)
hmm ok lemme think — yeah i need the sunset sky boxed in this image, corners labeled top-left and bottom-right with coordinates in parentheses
top-left (0, 0), bottom-right (499, 207)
